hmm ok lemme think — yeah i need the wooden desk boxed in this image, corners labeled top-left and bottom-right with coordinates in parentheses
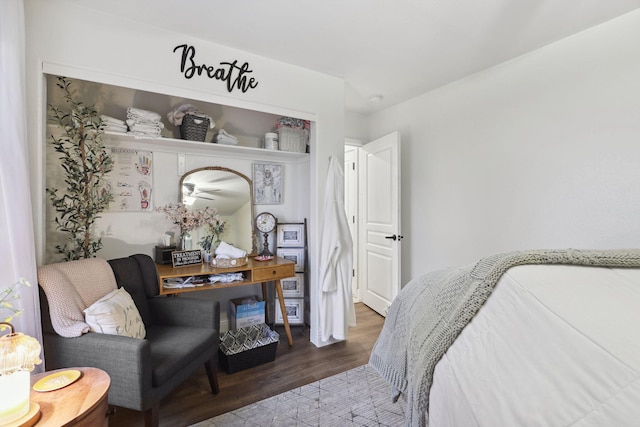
top-left (156, 256), bottom-right (296, 346)
top-left (30, 367), bottom-right (110, 427)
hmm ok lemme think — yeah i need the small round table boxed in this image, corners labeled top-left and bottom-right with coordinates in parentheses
top-left (29, 367), bottom-right (110, 426)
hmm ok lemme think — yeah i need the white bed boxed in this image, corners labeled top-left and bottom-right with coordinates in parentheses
top-left (429, 264), bottom-right (640, 426)
top-left (369, 250), bottom-right (640, 427)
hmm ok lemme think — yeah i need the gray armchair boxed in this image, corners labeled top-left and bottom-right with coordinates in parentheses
top-left (38, 254), bottom-right (219, 427)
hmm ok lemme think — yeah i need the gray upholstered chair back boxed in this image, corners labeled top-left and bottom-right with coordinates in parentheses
top-left (107, 253), bottom-right (159, 326)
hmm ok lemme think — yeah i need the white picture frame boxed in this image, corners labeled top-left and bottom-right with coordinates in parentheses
top-left (276, 223), bottom-right (305, 247)
top-left (280, 273), bottom-right (305, 298)
top-left (253, 163), bottom-right (283, 205)
top-left (276, 298), bottom-right (304, 325)
top-left (277, 248), bottom-right (305, 271)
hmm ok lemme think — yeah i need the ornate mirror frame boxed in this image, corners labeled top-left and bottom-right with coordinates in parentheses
top-left (179, 166), bottom-right (258, 256)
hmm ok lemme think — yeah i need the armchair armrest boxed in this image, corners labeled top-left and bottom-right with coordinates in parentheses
top-left (148, 296), bottom-right (220, 330)
top-left (43, 332), bottom-right (153, 410)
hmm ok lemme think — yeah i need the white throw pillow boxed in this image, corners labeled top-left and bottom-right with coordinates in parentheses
top-left (84, 287), bottom-right (146, 339)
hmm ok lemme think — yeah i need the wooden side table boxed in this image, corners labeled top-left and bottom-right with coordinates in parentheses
top-left (30, 367), bottom-right (110, 426)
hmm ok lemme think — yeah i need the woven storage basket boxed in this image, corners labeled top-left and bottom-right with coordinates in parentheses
top-left (180, 114), bottom-right (210, 142)
top-left (211, 256), bottom-right (248, 268)
top-left (277, 127), bottom-right (308, 153)
top-left (219, 324), bottom-right (279, 373)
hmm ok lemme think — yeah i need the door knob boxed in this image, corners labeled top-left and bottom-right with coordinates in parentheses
top-left (384, 235), bottom-right (397, 241)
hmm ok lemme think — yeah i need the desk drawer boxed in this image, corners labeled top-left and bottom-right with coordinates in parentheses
top-left (253, 263), bottom-right (295, 281)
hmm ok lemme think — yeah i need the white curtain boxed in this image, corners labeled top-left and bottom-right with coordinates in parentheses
top-left (0, 0), bottom-right (42, 349)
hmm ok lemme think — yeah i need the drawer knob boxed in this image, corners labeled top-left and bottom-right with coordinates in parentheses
top-left (272, 270), bottom-right (277, 275)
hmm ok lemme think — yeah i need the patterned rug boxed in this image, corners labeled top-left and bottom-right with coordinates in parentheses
top-left (189, 364), bottom-right (405, 426)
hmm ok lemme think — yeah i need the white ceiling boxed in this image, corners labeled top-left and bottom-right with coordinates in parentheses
top-left (69, 0), bottom-right (640, 115)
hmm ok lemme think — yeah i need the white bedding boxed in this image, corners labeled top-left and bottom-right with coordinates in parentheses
top-left (428, 265), bottom-right (640, 426)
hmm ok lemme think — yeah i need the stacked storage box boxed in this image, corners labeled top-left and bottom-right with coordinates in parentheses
top-left (275, 220), bottom-right (307, 326)
top-left (229, 295), bottom-right (265, 330)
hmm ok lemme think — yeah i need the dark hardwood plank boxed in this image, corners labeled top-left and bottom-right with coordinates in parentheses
top-left (109, 303), bottom-right (384, 426)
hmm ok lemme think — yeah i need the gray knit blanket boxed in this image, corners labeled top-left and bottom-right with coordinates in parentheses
top-left (368, 248), bottom-right (640, 427)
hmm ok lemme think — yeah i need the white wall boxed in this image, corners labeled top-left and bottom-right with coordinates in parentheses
top-left (368, 10), bottom-right (640, 283)
top-left (345, 110), bottom-right (369, 141)
top-left (25, 0), bottom-right (345, 345)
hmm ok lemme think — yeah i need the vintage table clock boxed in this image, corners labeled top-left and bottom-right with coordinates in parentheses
top-left (255, 212), bottom-right (277, 256)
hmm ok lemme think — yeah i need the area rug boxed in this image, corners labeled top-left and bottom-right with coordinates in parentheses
top-left (189, 364), bottom-right (405, 426)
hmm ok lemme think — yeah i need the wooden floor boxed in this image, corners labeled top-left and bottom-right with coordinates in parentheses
top-left (109, 303), bottom-right (385, 427)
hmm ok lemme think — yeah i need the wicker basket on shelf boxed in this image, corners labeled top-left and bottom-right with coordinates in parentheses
top-left (211, 256), bottom-right (248, 268)
top-left (277, 127), bottom-right (308, 153)
top-left (180, 114), bottom-right (210, 142)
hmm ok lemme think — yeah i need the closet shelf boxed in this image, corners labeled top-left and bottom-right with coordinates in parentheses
top-left (104, 131), bottom-right (308, 162)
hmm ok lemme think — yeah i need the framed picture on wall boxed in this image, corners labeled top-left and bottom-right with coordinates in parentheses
top-left (253, 163), bottom-right (283, 205)
top-left (276, 299), bottom-right (304, 325)
top-left (276, 223), bottom-right (305, 247)
top-left (277, 248), bottom-right (305, 271)
top-left (281, 273), bottom-right (305, 298)
top-left (106, 147), bottom-right (154, 212)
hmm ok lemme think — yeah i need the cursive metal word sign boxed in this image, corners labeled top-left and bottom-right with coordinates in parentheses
top-left (173, 44), bottom-right (259, 93)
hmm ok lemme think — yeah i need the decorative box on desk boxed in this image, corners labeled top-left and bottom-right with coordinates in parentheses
top-left (219, 324), bottom-right (279, 374)
top-left (154, 245), bottom-right (176, 264)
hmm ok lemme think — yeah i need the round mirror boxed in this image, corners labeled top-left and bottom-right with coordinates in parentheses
top-left (179, 166), bottom-right (257, 255)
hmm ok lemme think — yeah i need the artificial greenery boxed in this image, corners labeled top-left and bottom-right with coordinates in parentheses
top-left (46, 76), bottom-right (114, 261)
top-left (0, 278), bottom-right (30, 325)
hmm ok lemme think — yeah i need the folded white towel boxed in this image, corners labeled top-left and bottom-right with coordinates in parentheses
top-left (214, 129), bottom-right (239, 145)
top-left (127, 107), bottom-right (162, 122)
top-left (215, 129), bottom-right (238, 141)
top-left (101, 115), bottom-right (126, 126)
top-left (215, 137), bottom-right (238, 145)
top-left (126, 120), bottom-right (164, 132)
top-left (215, 241), bottom-right (247, 258)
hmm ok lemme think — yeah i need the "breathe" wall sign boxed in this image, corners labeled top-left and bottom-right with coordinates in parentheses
top-left (173, 44), bottom-right (259, 93)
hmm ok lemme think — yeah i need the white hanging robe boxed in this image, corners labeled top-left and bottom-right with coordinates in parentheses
top-left (319, 156), bottom-right (356, 341)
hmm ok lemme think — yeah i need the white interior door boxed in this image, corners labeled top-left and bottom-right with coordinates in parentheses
top-left (358, 131), bottom-right (401, 316)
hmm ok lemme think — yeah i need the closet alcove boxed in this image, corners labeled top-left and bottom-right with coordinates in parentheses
top-left (44, 73), bottom-right (312, 333)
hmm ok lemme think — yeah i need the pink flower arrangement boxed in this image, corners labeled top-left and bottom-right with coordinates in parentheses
top-left (156, 202), bottom-right (224, 234)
